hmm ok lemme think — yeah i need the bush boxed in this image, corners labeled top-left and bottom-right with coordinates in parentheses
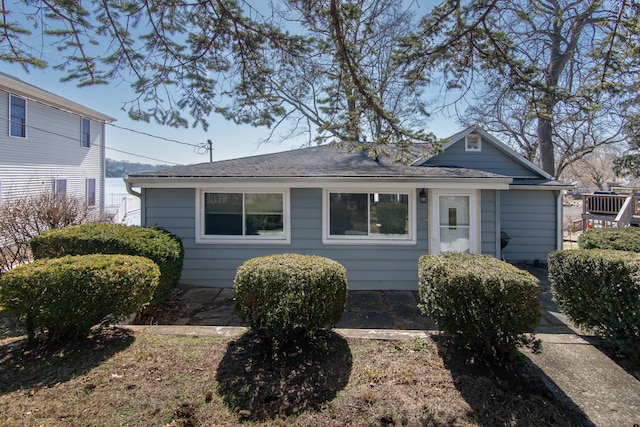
top-left (578, 227), bottom-right (640, 252)
top-left (234, 254), bottom-right (348, 342)
top-left (0, 193), bottom-right (105, 276)
top-left (418, 253), bottom-right (541, 360)
top-left (548, 249), bottom-right (640, 360)
top-left (0, 254), bottom-right (159, 343)
top-left (30, 223), bottom-right (184, 303)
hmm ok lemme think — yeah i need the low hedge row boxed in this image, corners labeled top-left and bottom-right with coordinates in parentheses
top-left (0, 254), bottom-right (159, 343)
top-left (548, 249), bottom-right (640, 360)
top-left (418, 253), bottom-right (541, 360)
top-left (578, 227), bottom-right (640, 252)
top-left (30, 223), bottom-right (184, 303)
top-left (234, 254), bottom-right (347, 342)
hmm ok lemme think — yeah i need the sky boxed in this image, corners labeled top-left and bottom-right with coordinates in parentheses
top-left (2, 1), bottom-right (460, 167)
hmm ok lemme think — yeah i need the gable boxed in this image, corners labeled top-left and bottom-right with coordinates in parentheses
top-left (418, 127), bottom-right (550, 180)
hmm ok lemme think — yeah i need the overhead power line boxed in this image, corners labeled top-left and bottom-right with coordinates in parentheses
top-left (21, 122), bottom-right (183, 165)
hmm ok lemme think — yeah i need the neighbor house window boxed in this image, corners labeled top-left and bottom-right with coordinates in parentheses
top-left (53, 179), bottom-right (67, 195)
top-left (9, 94), bottom-right (26, 138)
top-left (324, 190), bottom-right (414, 244)
top-left (86, 178), bottom-right (96, 206)
top-left (465, 134), bottom-right (481, 151)
top-left (197, 190), bottom-right (289, 243)
top-left (81, 117), bottom-right (91, 147)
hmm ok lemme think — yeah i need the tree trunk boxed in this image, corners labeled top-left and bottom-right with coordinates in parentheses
top-left (538, 117), bottom-right (555, 177)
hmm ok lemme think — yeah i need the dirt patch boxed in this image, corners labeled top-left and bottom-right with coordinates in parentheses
top-left (0, 326), bottom-right (583, 426)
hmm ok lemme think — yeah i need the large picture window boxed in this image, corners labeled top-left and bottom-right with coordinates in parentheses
top-left (199, 190), bottom-right (289, 243)
top-left (325, 190), bottom-right (413, 243)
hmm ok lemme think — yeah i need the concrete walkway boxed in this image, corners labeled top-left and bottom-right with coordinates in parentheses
top-left (131, 266), bottom-right (640, 427)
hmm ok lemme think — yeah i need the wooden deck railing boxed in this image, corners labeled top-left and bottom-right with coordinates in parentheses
top-left (582, 194), bottom-right (629, 215)
top-left (582, 193), bottom-right (640, 228)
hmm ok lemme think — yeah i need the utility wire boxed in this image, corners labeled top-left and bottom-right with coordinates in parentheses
top-left (21, 122), bottom-right (185, 165)
top-left (108, 123), bottom-right (200, 148)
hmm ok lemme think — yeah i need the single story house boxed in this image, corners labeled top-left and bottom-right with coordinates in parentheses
top-left (125, 126), bottom-right (571, 290)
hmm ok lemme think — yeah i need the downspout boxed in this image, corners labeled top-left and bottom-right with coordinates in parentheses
top-left (100, 121), bottom-right (106, 213)
top-left (125, 181), bottom-right (143, 227)
top-left (125, 181), bottom-right (141, 198)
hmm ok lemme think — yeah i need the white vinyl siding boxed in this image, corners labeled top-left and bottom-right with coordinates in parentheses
top-left (0, 88), bottom-right (105, 209)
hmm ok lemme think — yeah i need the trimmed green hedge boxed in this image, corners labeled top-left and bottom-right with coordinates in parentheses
top-left (548, 249), bottom-right (640, 360)
top-left (30, 223), bottom-right (183, 303)
top-left (0, 254), bottom-right (159, 343)
top-left (234, 254), bottom-right (347, 342)
top-left (578, 227), bottom-right (640, 252)
top-left (418, 253), bottom-right (541, 359)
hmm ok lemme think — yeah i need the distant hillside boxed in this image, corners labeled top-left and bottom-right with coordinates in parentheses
top-left (106, 158), bottom-right (172, 177)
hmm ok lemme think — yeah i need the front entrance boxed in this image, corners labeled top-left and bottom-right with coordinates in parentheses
top-left (430, 189), bottom-right (478, 254)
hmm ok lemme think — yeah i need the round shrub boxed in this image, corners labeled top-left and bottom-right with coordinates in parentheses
top-left (578, 227), bottom-right (640, 252)
top-left (234, 254), bottom-right (348, 342)
top-left (0, 254), bottom-right (159, 343)
top-left (418, 253), bottom-right (541, 359)
top-left (548, 249), bottom-right (640, 360)
top-left (30, 223), bottom-right (183, 303)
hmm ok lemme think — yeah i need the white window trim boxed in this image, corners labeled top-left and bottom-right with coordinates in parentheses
top-left (322, 188), bottom-right (417, 245)
top-left (195, 188), bottom-right (291, 244)
top-left (86, 178), bottom-right (96, 206)
top-left (465, 134), bottom-right (481, 152)
top-left (53, 178), bottom-right (67, 195)
top-left (429, 188), bottom-right (480, 255)
top-left (9, 94), bottom-right (27, 139)
top-left (81, 117), bottom-right (91, 148)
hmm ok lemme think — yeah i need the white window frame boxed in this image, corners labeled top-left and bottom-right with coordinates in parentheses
top-left (322, 188), bottom-right (416, 245)
top-left (465, 134), bottom-right (481, 152)
top-left (81, 117), bottom-right (91, 148)
top-left (86, 178), bottom-right (96, 206)
top-left (9, 94), bottom-right (26, 138)
top-left (195, 189), bottom-right (291, 244)
top-left (429, 189), bottom-right (480, 255)
top-left (53, 178), bottom-right (67, 195)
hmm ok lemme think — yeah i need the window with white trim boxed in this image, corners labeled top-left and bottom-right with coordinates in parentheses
top-left (81, 117), bottom-right (91, 147)
top-left (465, 134), bottom-right (481, 151)
top-left (53, 179), bottom-right (67, 195)
top-left (198, 190), bottom-right (289, 243)
top-left (9, 94), bottom-right (26, 138)
top-left (86, 178), bottom-right (96, 206)
top-left (325, 190), bottom-right (413, 243)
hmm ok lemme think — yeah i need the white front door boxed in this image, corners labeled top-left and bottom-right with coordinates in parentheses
top-left (430, 189), bottom-right (478, 254)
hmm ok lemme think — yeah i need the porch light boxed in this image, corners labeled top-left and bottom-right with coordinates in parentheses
top-left (419, 189), bottom-right (427, 203)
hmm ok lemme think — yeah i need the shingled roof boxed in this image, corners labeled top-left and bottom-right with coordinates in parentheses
top-left (127, 144), bottom-right (508, 181)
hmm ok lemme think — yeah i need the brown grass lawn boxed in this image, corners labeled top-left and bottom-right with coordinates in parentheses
top-left (0, 317), bottom-right (583, 427)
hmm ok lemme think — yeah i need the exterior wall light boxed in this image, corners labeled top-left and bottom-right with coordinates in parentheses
top-left (419, 189), bottom-right (427, 203)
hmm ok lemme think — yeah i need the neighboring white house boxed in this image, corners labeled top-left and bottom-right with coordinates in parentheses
top-left (0, 72), bottom-right (115, 210)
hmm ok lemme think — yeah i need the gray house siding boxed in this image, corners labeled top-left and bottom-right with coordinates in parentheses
top-left (500, 190), bottom-right (559, 263)
top-left (424, 137), bottom-right (537, 178)
top-left (143, 187), bottom-right (430, 290)
top-left (480, 189), bottom-right (498, 257)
